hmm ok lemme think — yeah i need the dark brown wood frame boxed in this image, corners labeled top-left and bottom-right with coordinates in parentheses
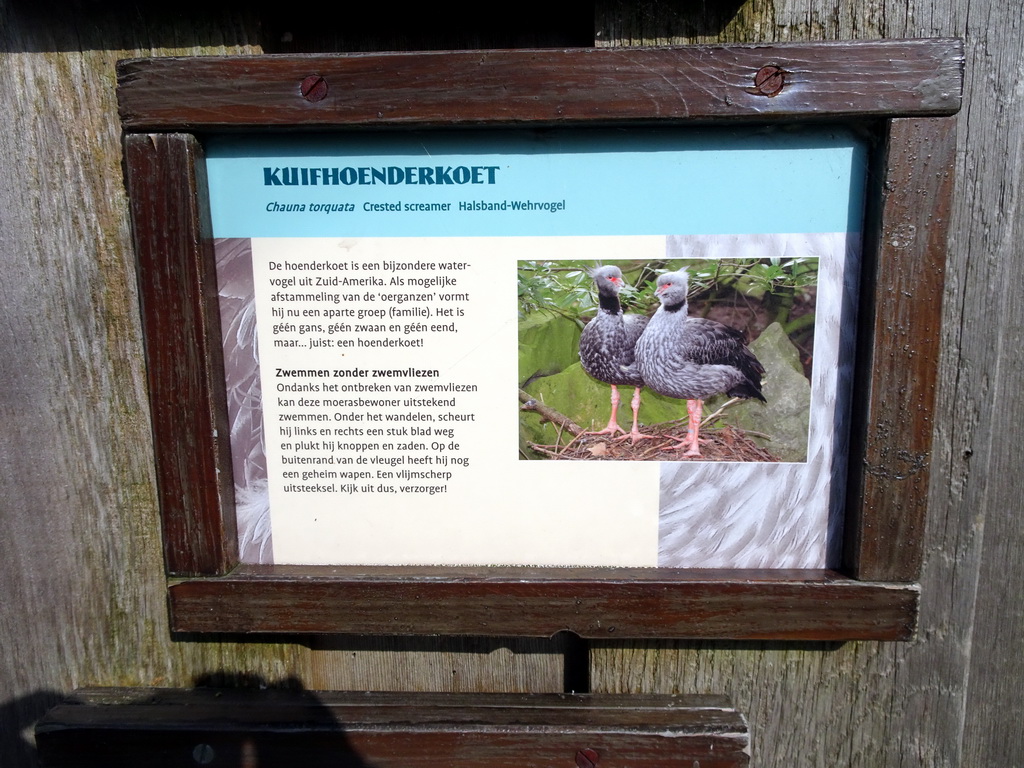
top-left (117, 39), bottom-right (963, 640)
top-left (36, 689), bottom-right (750, 768)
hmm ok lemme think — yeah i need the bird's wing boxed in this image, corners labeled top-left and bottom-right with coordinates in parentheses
top-left (680, 318), bottom-right (762, 371)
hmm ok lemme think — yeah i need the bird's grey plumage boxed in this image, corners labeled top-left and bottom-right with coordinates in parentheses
top-left (578, 265), bottom-right (654, 441)
top-left (579, 266), bottom-right (648, 387)
top-left (635, 270), bottom-right (765, 402)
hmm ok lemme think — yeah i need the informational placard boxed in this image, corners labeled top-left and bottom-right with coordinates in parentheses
top-left (206, 127), bottom-right (866, 569)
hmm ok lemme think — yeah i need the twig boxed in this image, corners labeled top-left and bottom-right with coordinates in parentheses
top-left (700, 397), bottom-right (741, 427)
top-left (518, 389), bottom-right (584, 436)
top-left (556, 429), bottom-right (588, 457)
top-left (528, 443), bottom-right (573, 459)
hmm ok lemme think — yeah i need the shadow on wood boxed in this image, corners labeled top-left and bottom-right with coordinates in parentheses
top-left (36, 685), bottom-right (750, 768)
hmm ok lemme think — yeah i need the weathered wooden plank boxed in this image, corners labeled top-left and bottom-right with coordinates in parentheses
top-left (36, 688), bottom-right (749, 768)
top-left (168, 567), bottom-right (917, 640)
top-left (123, 133), bottom-right (238, 576)
top-left (0, 16), bottom-right (316, 768)
top-left (117, 40), bottom-right (963, 130)
top-left (845, 116), bottom-right (958, 581)
top-left (0, 15), bottom-right (565, 768)
top-left (946, 2), bottom-right (1024, 762)
top-left (305, 635), bottom-right (572, 693)
top-left (5, 4), bottom-right (1024, 768)
top-left (588, 5), bottom-right (1006, 768)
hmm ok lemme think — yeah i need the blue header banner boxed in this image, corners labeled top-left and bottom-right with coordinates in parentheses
top-left (205, 127), bottom-right (867, 238)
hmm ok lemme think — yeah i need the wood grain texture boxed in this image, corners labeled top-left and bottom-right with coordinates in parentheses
top-left (36, 688), bottom-right (750, 768)
top-left (0, 10), bottom-right (312, 765)
top-left (3, 2), bottom-right (1023, 768)
top-left (845, 116), bottom-right (958, 581)
top-left (0, 9), bottom-right (564, 768)
top-left (591, 4), bottom-right (1024, 767)
top-left (943, 3), bottom-right (1024, 763)
top-left (124, 133), bottom-right (237, 576)
top-left (168, 567), bottom-right (918, 640)
top-left (117, 40), bottom-right (963, 130)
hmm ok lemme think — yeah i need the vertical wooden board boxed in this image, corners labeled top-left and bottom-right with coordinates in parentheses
top-left (588, 3), bottom-right (1000, 768)
top-left (123, 132), bottom-right (237, 577)
top-left (0, 11), bottom-right (568, 767)
top-left (590, 640), bottom-right (911, 766)
top-left (595, 0), bottom-right (894, 46)
top-left (0, 16), bottom-right (318, 767)
top-left (950, 1), bottom-right (1024, 762)
top-left (846, 116), bottom-right (958, 582)
top-left (0, 28), bottom-right (184, 763)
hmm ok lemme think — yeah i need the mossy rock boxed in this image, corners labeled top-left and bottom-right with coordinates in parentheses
top-left (728, 321), bottom-right (811, 462)
top-left (518, 311), bottom-right (582, 387)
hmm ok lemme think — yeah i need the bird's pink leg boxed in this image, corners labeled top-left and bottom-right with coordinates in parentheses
top-left (586, 385), bottom-right (626, 437)
top-left (614, 386), bottom-right (656, 443)
top-left (683, 399), bottom-right (704, 456)
top-left (664, 399), bottom-right (705, 456)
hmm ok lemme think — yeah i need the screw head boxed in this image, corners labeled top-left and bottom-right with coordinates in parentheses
top-left (300, 75), bottom-right (328, 102)
top-left (753, 65), bottom-right (786, 96)
top-left (192, 744), bottom-right (215, 765)
top-left (575, 748), bottom-right (600, 768)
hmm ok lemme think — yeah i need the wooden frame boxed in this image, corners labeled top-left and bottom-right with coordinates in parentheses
top-left (117, 39), bottom-right (963, 639)
top-left (36, 689), bottom-right (750, 768)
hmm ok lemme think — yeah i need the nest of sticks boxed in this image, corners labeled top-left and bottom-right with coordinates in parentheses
top-left (519, 390), bottom-right (779, 462)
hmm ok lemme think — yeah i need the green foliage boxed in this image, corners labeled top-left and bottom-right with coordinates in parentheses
top-left (517, 259), bottom-right (657, 324)
top-left (517, 256), bottom-right (818, 334)
top-left (516, 260), bottom-right (598, 325)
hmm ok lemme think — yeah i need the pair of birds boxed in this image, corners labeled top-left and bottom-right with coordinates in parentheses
top-left (578, 265), bottom-right (766, 456)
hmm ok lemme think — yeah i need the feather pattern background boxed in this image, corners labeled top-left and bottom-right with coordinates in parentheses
top-left (657, 232), bottom-right (858, 568)
top-left (214, 237), bottom-right (272, 563)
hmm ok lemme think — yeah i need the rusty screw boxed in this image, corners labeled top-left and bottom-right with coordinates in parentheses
top-left (575, 748), bottom-right (600, 768)
top-left (300, 75), bottom-right (328, 102)
top-left (753, 65), bottom-right (786, 96)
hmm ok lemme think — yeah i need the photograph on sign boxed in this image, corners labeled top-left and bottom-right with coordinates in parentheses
top-left (206, 127), bottom-right (865, 570)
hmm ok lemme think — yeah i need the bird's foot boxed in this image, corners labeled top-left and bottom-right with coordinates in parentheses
top-left (585, 423), bottom-right (626, 438)
top-left (613, 429), bottom-right (658, 444)
top-left (663, 433), bottom-right (705, 456)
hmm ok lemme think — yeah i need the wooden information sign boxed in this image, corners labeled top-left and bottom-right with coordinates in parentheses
top-left (117, 39), bottom-right (963, 639)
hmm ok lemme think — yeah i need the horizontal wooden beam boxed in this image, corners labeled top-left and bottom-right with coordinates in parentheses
top-left (37, 688), bottom-right (750, 768)
top-left (118, 40), bottom-right (963, 130)
top-left (168, 567), bottom-right (918, 640)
